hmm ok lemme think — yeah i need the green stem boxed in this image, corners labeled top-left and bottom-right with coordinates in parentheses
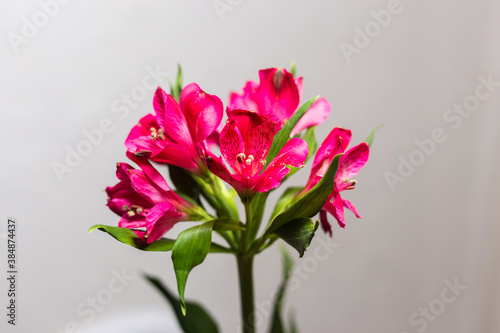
top-left (235, 195), bottom-right (259, 332)
top-left (192, 172), bottom-right (239, 220)
top-left (192, 206), bottom-right (238, 250)
top-left (191, 172), bottom-right (240, 248)
top-left (217, 230), bottom-right (238, 250)
top-left (208, 173), bottom-right (239, 220)
top-left (237, 255), bottom-right (255, 333)
top-left (244, 201), bottom-right (253, 252)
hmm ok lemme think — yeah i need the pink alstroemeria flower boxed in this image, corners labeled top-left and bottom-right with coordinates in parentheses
top-left (229, 68), bottom-right (331, 136)
top-left (302, 127), bottom-right (369, 235)
top-left (125, 83), bottom-right (223, 175)
top-left (207, 108), bottom-right (309, 196)
top-left (106, 158), bottom-right (196, 243)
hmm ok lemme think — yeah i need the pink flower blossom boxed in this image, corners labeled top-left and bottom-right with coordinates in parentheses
top-left (106, 157), bottom-right (196, 243)
top-left (125, 83), bottom-right (223, 175)
top-left (229, 68), bottom-right (331, 136)
top-left (207, 108), bottom-right (309, 196)
top-left (303, 127), bottom-right (369, 235)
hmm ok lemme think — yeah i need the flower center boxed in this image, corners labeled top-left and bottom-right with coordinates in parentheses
top-left (344, 179), bottom-right (358, 190)
top-left (150, 127), bottom-right (166, 140)
top-left (236, 153), bottom-right (245, 164)
top-left (273, 69), bottom-right (284, 91)
top-left (233, 152), bottom-right (267, 177)
top-left (245, 155), bottom-right (254, 165)
top-left (236, 153), bottom-right (265, 167)
top-left (122, 204), bottom-right (145, 216)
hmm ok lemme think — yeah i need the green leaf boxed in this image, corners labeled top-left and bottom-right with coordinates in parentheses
top-left (246, 191), bottom-right (270, 242)
top-left (302, 126), bottom-right (317, 162)
top-left (207, 243), bottom-right (235, 254)
top-left (365, 123), bottom-right (385, 147)
top-left (265, 154), bottom-right (341, 235)
top-left (171, 63), bottom-right (183, 102)
top-left (89, 224), bottom-right (175, 251)
top-left (191, 173), bottom-right (239, 220)
top-left (89, 224), bottom-right (233, 253)
top-left (268, 247), bottom-right (295, 333)
top-left (172, 221), bottom-right (214, 315)
top-left (212, 218), bottom-right (245, 231)
top-left (289, 312), bottom-right (299, 333)
top-left (169, 164), bottom-right (202, 206)
top-left (145, 275), bottom-right (219, 333)
top-left (273, 219), bottom-right (319, 257)
top-left (265, 96), bottom-right (319, 167)
top-left (289, 61), bottom-right (296, 77)
top-left (270, 187), bottom-right (302, 222)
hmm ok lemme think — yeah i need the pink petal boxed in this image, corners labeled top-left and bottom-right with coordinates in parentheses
top-left (106, 181), bottom-right (150, 216)
top-left (205, 119), bottom-right (225, 150)
top-left (343, 199), bottom-right (361, 218)
top-left (291, 97), bottom-right (332, 136)
top-left (115, 162), bottom-right (134, 182)
top-left (294, 76), bottom-right (304, 103)
top-left (118, 213), bottom-right (147, 229)
top-left (125, 136), bottom-right (168, 159)
top-left (106, 163), bottom-right (151, 215)
top-left (313, 127), bottom-right (352, 170)
top-left (126, 152), bottom-right (171, 192)
top-left (256, 68), bottom-right (300, 121)
top-left (145, 202), bottom-right (187, 243)
top-left (126, 154), bottom-right (188, 206)
top-left (229, 80), bottom-right (260, 113)
top-left (269, 137), bottom-right (309, 168)
top-left (228, 109), bottom-right (281, 160)
top-left (205, 131), bottom-right (219, 151)
top-left (125, 114), bottom-right (168, 156)
top-left (125, 114), bottom-right (156, 146)
top-left (254, 138), bottom-right (309, 192)
top-left (219, 116), bottom-right (245, 174)
top-left (335, 143), bottom-right (370, 191)
top-left (247, 115), bottom-right (281, 164)
top-left (153, 87), bottom-right (192, 147)
top-left (128, 169), bottom-right (171, 204)
top-left (323, 193), bottom-right (346, 228)
top-left (152, 143), bottom-right (199, 172)
top-left (222, 109), bottom-right (281, 178)
top-left (133, 230), bottom-right (148, 242)
top-left (180, 83), bottom-right (224, 143)
top-left (305, 128), bottom-right (352, 190)
top-left (319, 209), bottom-right (333, 237)
top-left (206, 152), bottom-right (244, 193)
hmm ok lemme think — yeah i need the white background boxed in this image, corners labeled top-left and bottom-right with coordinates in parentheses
top-left (1, 0), bottom-right (499, 332)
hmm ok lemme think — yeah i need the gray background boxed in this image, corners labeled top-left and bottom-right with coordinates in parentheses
top-left (1, 0), bottom-right (499, 332)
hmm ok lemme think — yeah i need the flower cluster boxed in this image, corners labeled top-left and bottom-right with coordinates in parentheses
top-left (94, 66), bottom-right (376, 332)
top-left (103, 67), bottom-right (370, 245)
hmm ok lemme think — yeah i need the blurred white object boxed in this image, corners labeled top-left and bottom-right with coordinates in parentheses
top-left (81, 307), bottom-right (182, 333)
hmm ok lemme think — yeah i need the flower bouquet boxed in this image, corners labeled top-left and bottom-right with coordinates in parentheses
top-left (90, 65), bottom-right (375, 333)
